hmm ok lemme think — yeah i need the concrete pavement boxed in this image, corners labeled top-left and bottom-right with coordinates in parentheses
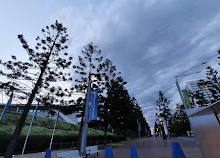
top-left (0, 137), bottom-right (204, 158)
top-left (97, 137), bottom-right (204, 158)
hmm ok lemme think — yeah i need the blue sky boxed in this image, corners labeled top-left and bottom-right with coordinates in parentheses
top-left (0, 0), bottom-right (220, 127)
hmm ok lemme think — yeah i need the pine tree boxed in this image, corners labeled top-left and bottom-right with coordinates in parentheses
top-left (106, 77), bottom-right (129, 140)
top-left (195, 66), bottom-right (220, 105)
top-left (156, 90), bottom-right (171, 128)
top-left (194, 90), bottom-right (209, 106)
top-left (204, 66), bottom-right (220, 102)
top-left (98, 58), bottom-right (120, 144)
top-left (168, 104), bottom-right (191, 136)
top-left (71, 42), bottom-right (103, 150)
top-left (0, 21), bottom-right (73, 158)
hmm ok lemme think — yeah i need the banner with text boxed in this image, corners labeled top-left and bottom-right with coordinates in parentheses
top-left (89, 89), bottom-right (98, 121)
top-left (138, 122), bottom-right (142, 131)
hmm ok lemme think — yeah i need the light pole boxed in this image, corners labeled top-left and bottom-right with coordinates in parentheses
top-left (159, 118), bottom-right (166, 139)
top-left (175, 62), bottom-right (207, 140)
top-left (175, 62), bottom-right (207, 109)
top-left (80, 80), bottom-right (92, 158)
top-left (137, 119), bottom-right (141, 138)
top-left (80, 79), bottom-right (103, 157)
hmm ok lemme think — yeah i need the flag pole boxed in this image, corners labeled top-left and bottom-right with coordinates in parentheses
top-left (22, 114), bottom-right (34, 155)
top-left (0, 92), bottom-right (13, 120)
top-left (137, 119), bottom-right (140, 139)
top-left (49, 104), bottom-right (61, 150)
top-left (22, 102), bottom-right (39, 155)
top-left (0, 102), bottom-right (8, 120)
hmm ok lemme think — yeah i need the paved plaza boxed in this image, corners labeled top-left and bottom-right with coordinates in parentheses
top-left (0, 137), bottom-right (204, 158)
top-left (97, 137), bottom-right (204, 158)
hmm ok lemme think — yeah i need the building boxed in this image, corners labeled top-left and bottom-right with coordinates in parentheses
top-left (0, 103), bottom-right (79, 125)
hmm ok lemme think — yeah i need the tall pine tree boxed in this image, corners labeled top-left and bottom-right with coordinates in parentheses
top-left (0, 21), bottom-right (73, 158)
top-left (71, 42), bottom-right (103, 150)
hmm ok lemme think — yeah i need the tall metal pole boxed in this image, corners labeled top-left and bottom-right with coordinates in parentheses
top-left (137, 119), bottom-right (140, 139)
top-left (49, 106), bottom-right (60, 150)
top-left (80, 80), bottom-right (91, 157)
top-left (175, 77), bottom-right (199, 141)
top-left (175, 77), bottom-right (187, 109)
top-left (22, 114), bottom-right (34, 155)
top-left (22, 102), bottom-right (39, 155)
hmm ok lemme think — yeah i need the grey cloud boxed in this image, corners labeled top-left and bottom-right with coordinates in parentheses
top-left (55, 0), bottom-right (220, 127)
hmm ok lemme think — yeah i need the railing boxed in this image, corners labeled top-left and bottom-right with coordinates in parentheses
top-left (52, 140), bottom-right (113, 150)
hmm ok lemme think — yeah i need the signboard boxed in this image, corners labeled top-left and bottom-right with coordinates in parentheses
top-left (182, 90), bottom-right (191, 109)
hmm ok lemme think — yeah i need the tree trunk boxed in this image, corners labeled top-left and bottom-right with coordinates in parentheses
top-left (4, 32), bottom-right (59, 158)
top-left (4, 70), bottom-right (44, 158)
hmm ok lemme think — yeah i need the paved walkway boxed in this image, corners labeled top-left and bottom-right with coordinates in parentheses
top-left (97, 137), bottom-right (204, 158)
top-left (0, 137), bottom-right (204, 158)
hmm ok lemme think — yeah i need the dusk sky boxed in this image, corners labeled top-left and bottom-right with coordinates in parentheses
top-left (0, 0), bottom-right (220, 127)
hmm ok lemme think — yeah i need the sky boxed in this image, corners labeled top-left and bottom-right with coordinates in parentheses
top-left (0, 0), bottom-right (220, 127)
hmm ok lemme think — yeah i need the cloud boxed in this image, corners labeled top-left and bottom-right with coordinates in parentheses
top-left (51, 0), bottom-right (220, 127)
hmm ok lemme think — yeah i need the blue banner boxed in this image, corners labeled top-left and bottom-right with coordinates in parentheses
top-left (0, 94), bottom-right (13, 120)
top-left (89, 89), bottom-right (98, 121)
top-left (33, 102), bottom-right (40, 120)
top-left (138, 122), bottom-right (141, 131)
top-left (44, 149), bottom-right (51, 158)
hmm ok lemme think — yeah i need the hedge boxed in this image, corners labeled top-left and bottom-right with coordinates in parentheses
top-left (0, 134), bottom-right (126, 155)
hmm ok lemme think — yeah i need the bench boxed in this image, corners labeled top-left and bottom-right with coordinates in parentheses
top-left (86, 145), bottom-right (102, 157)
top-left (56, 146), bottom-right (102, 158)
top-left (57, 150), bottom-right (80, 158)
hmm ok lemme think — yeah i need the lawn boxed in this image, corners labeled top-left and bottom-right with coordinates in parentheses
top-left (0, 109), bottom-right (117, 154)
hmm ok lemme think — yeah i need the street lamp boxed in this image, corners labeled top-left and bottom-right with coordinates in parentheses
top-left (159, 118), bottom-right (166, 139)
top-left (159, 118), bottom-right (163, 124)
top-left (175, 62), bottom-right (207, 109)
top-left (175, 62), bottom-right (207, 141)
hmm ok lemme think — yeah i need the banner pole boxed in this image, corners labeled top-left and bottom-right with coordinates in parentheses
top-left (80, 80), bottom-right (91, 157)
top-left (22, 114), bottom-right (34, 155)
top-left (49, 106), bottom-right (60, 150)
top-left (22, 103), bottom-right (39, 155)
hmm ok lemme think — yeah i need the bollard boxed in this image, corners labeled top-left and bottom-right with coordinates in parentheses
top-left (105, 147), bottom-right (114, 158)
top-left (44, 149), bottom-right (51, 158)
top-left (172, 142), bottom-right (186, 158)
top-left (131, 146), bottom-right (138, 158)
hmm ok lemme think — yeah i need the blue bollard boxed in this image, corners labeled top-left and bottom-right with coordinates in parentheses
top-left (131, 146), bottom-right (138, 158)
top-left (105, 147), bottom-right (114, 158)
top-left (44, 149), bottom-right (51, 158)
top-left (172, 142), bottom-right (186, 158)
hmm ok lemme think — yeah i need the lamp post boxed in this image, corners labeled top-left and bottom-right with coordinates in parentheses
top-left (175, 62), bottom-right (207, 141)
top-left (80, 80), bottom-right (92, 158)
top-left (159, 118), bottom-right (166, 139)
top-left (175, 62), bottom-right (207, 109)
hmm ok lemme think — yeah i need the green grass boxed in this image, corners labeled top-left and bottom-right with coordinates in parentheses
top-left (0, 109), bottom-right (125, 154)
top-left (0, 109), bottom-right (113, 137)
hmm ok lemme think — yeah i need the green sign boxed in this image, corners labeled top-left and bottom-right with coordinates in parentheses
top-left (182, 90), bottom-right (191, 109)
